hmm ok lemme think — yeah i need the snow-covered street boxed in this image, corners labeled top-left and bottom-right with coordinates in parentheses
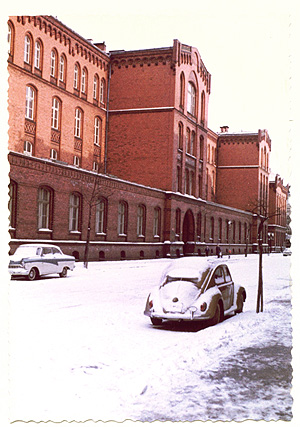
top-left (9, 253), bottom-right (293, 422)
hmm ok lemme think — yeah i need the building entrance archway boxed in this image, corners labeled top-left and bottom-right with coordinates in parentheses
top-left (182, 209), bottom-right (195, 255)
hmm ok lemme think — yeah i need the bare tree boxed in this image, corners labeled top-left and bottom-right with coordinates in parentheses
top-left (248, 200), bottom-right (282, 313)
top-left (71, 175), bottom-right (113, 268)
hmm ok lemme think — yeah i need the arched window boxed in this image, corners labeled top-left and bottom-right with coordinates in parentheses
top-left (73, 155), bottom-right (80, 167)
top-left (176, 166), bottom-right (181, 192)
top-left (175, 208), bottom-right (181, 237)
top-left (94, 116), bottom-right (102, 145)
top-left (210, 217), bottom-right (214, 241)
top-left (81, 68), bottom-right (87, 94)
top-left (153, 207), bottom-right (161, 237)
top-left (8, 21), bottom-right (14, 59)
top-left (201, 91), bottom-right (205, 123)
top-left (96, 198), bottom-right (107, 234)
top-left (50, 49), bottom-right (57, 78)
top-left (74, 108), bottom-right (83, 138)
top-left (59, 54), bottom-right (66, 82)
top-left (187, 82), bottom-right (196, 115)
top-left (24, 34), bottom-right (32, 64)
top-left (25, 85), bottom-right (36, 120)
top-left (73, 63), bottom-right (80, 89)
top-left (178, 122), bottom-right (183, 150)
top-left (93, 74), bottom-right (99, 100)
top-left (118, 201), bottom-right (128, 235)
top-left (199, 135), bottom-right (204, 160)
top-left (34, 40), bottom-right (42, 70)
top-left (23, 140), bottom-right (33, 156)
top-left (197, 212), bottom-right (202, 239)
top-left (69, 193), bottom-right (81, 232)
top-left (137, 204), bottom-right (146, 237)
top-left (51, 97), bottom-right (61, 130)
top-left (38, 187), bottom-right (53, 230)
top-left (186, 128), bottom-right (190, 154)
top-left (180, 72), bottom-right (185, 108)
top-left (190, 131), bottom-right (195, 156)
top-left (100, 78), bottom-right (106, 103)
top-left (218, 218), bottom-right (222, 242)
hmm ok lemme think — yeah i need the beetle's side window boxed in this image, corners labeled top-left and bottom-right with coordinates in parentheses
top-left (52, 248), bottom-right (60, 254)
top-left (224, 266), bottom-right (232, 283)
top-left (214, 267), bottom-right (225, 285)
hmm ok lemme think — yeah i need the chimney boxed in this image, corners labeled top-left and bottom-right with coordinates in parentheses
top-left (94, 42), bottom-right (106, 52)
top-left (220, 126), bottom-right (229, 133)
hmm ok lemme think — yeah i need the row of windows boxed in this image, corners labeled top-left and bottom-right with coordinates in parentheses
top-left (178, 122), bottom-right (205, 158)
top-left (8, 23), bottom-right (107, 105)
top-left (26, 86), bottom-right (103, 142)
top-left (9, 183), bottom-right (162, 238)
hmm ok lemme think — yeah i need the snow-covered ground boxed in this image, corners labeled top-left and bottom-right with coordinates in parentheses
top-left (8, 253), bottom-right (294, 422)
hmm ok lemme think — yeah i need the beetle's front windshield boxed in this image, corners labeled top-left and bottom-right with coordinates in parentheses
top-left (14, 246), bottom-right (41, 257)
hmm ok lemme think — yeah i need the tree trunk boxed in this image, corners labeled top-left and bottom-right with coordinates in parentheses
top-left (83, 204), bottom-right (92, 268)
top-left (256, 222), bottom-right (264, 313)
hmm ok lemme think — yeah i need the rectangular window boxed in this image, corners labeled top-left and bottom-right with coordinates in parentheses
top-left (24, 35), bottom-right (30, 63)
top-left (118, 202), bottom-right (126, 235)
top-left (69, 194), bottom-right (80, 231)
top-left (34, 41), bottom-right (41, 69)
top-left (94, 117), bottom-right (100, 145)
top-left (38, 188), bottom-right (50, 229)
top-left (25, 86), bottom-right (34, 120)
top-left (74, 109), bottom-right (82, 138)
top-left (59, 56), bottom-right (64, 82)
top-left (153, 207), bottom-right (161, 237)
top-left (137, 205), bottom-right (145, 236)
top-left (50, 50), bottom-right (56, 77)
top-left (51, 98), bottom-right (60, 129)
top-left (96, 200), bottom-right (106, 234)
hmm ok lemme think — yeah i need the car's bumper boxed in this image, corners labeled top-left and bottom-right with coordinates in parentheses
top-left (9, 267), bottom-right (29, 276)
top-left (144, 310), bottom-right (211, 321)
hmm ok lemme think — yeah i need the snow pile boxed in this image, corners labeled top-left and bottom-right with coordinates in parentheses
top-left (9, 254), bottom-right (293, 422)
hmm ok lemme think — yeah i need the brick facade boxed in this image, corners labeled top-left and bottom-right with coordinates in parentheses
top-left (7, 16), bottom-right (288, 261)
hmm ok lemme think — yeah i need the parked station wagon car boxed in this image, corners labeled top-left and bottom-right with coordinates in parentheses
top-left (144, 257), bottom-right (246, 326)
top-left (9, 244), bottom-right (75, 280)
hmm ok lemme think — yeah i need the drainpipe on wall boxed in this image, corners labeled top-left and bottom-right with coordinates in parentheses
top-left (104, 59), bottom-right (111, 175)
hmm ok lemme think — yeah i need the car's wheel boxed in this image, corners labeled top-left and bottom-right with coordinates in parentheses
top-left (59, 267), bottom-right (68, 278)
top-left (236, 293), bottom-right (244, 313)
top-left (28, 268), bottom-right (38, 281)
top-left (151, 317), bottom-right (163, 326)
top-left (210, 302), bottom-right (222, 326)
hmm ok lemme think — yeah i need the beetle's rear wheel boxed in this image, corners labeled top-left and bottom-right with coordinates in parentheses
top-left (28, 268), bottom-right (38, 281)
top-left (151, 317), bottom-right (163, 326)
top-left (236, 293), bottom-right (244, 313)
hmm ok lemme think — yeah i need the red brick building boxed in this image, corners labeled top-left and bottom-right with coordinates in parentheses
top-left (7, 16), bottom-right (288, 260)
top-left (268, 174), bottom-right (290, 250)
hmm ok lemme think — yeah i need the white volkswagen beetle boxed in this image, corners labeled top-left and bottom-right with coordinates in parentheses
top-left (144, 257), bottom-right (246, 326)
top-left (9, 244), bottom-right (75, 280)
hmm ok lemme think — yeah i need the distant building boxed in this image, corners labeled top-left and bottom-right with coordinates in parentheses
top-left (7, 16), bottom-right (289, 261)
top-left (268, 174), bottom-right (290, 250)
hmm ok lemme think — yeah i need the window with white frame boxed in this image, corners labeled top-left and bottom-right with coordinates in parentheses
top-left (74, 108), bottom-right (82, 138)
top-left (25, 86), bottom-right (35, 119)
top-left (8, 23), bottom-right (12, 55)
top-left (81, 68), bottom-right (87, 93)
top-left (24, 34), bottom-right (31, 63)
top-left (34, 40), bottom-right (41, 69)
top-left (100, 79), bottom-right (105, 103)
top-left (50, 49), bottom-right (56, 77)
top-left (118, 201), bottom-right (127, 235)
top-left (59, 55), bottom-right (65, 82)
top-left (74, 64), bottom-right (79, 89)
top-left (137, 205), bottom-right (146, 237)
top-left (187, 82), bottom-right (196, 115)
top-left (50, 148), bottom-right (58, 160)
top-left (153, 207), bottom-right (161, 237)
top-left (93, 74), bottom-right (99, 99)
top-left (95, 199), bottom-right (106, 234)
top-left (93, 161), bottom-right (99, 172)
top-left (69, 193), bottom-right (80, 231)
top-left (73, 155), bottom-right (80, 167)
top-left (23, 140), bottom-right (33, 156)
top-left (94, 117), bottom-right (101, 145)
top-left (51, 97), bottom-right (60, 129)
top-left (38, 187), bottom-right (51, 229)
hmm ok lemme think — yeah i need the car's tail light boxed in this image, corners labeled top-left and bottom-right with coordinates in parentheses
top-left (200, 302), bottom-right (207, 312)
top-left (149, 300), bottom-right (153, 309)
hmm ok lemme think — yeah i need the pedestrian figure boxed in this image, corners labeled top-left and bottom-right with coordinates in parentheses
top-left (228, 249), bottom-right (231, 259)
top-left (205, 246), bottom-right (209, 257)
top-left (216, 245), bottom-right (222, 258)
